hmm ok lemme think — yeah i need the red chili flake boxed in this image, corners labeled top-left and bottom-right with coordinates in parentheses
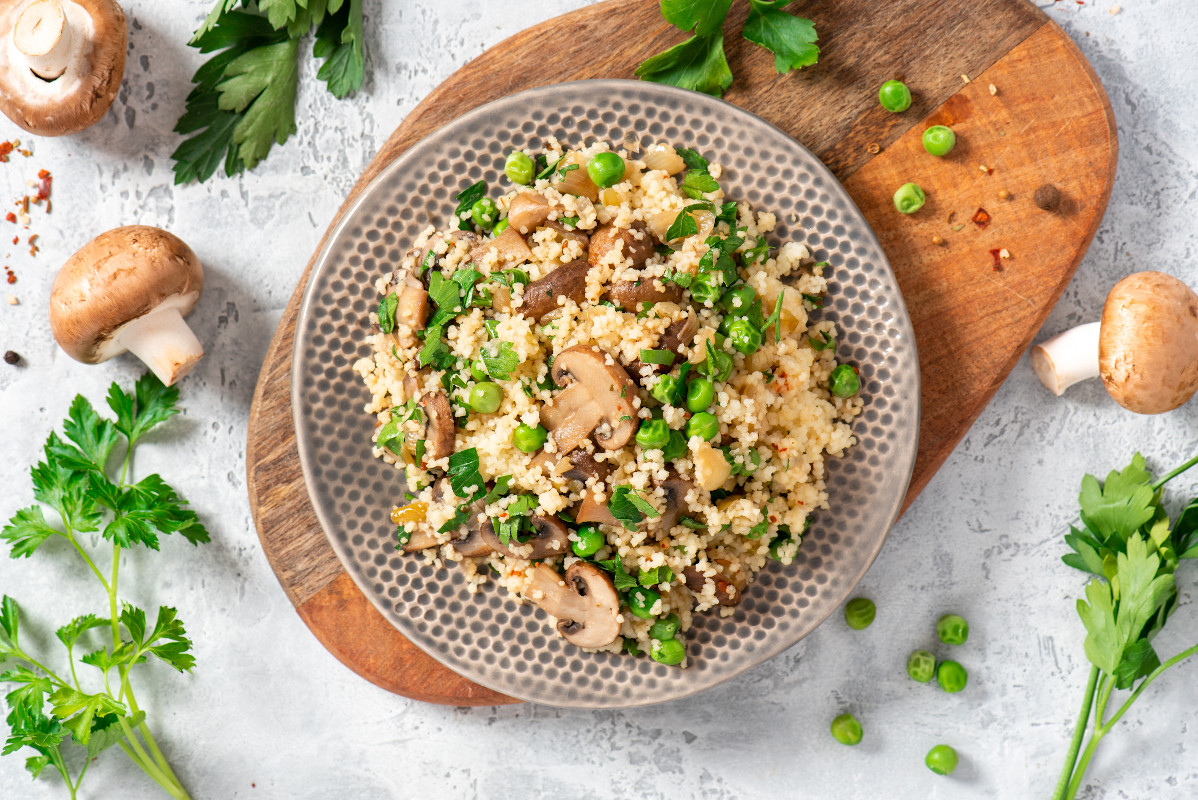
top-left (27, 234), bottom-right (37, 257)
top-left (34, 170), bottom-right (51, 204)
top-left (4, 268), bottom-right (15, 284)
top-left (972, 207), bottom-right (991, 229)
top-left (989, 249), bottom-right (1003, 271)
top-left (4, 213), bottom-right (13, 224)
top-left (10, 237), bottom-right (16, 245)
top-left (0, 141), bottom-right (12, 163)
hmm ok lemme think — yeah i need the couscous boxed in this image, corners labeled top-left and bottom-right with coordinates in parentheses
top-left (354, 138), bottom-right (862, 666)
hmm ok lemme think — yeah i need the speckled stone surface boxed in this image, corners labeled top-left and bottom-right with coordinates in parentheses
top-left (0, 2), bottom-right (1195, 798)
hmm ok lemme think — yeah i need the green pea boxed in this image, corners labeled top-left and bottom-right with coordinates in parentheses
top-left (571, 523), bottom-right (604, 558)
top-left (922, 125), bottom-right (956, 157)
top-left (937, 614), bottom-right (969, 646)
top-left (907, 650), bottom-right (936, 683)
top-left (648, 613), bottom-right (681, 640)
top-left (925, 744), bottom-right (959, 776)
top-left (651, 374), bottom-right (683, 406)
top-left (628, 586), bottom-right (660, 619)
top-left (470, 359), bottom-right (488, 382)
top-left (468, 381), bottom-right (503, 413)
top-left (878, 79), bottom-right (912, 112)
top-left (830, 364), bottom-right (860, 398)
top-left (471, 198), bottom-right (499, 230)
top-left (844, 597), bottom-right (876, 630)
top-left (586, 152), bottom-right (626, 189)
top-left (686, 412), bottom-right (719, 441)
top-left (719, 285), bottom-right (757, 316)
top-left (636, 418), bottom-right (670, 450)
top-left (504, 151), bottom-right (535, 185)
top-left (689, 271), bottom-right (723, 304)
top-left (492, 218), bottom-right (510, 235)
top-left (650, 637), bottom-right (686, 666)
top-left (662, 430), bottom-right (688, 461)
top-left (512, 423), bottom-right (548, 453)
top-left (830, 713), bottom-right (863, 746)
top-left (893, 182), bottom-right (926, 214)
top-left (936, 660), bottom-right (968, 693)
top-left (726, 318), bottom-right (763, 355)
top-left (686, 377), bottom-right (715, 412)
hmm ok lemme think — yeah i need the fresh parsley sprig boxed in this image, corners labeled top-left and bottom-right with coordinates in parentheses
top-left (1053, 452), bottom-right (1198, 800)
top-left (173, 0), bottom-right (365, 183)
top-left (0, 374), bottom-right (208, 799)
top-left (636, 0), bottom-right (819, 97)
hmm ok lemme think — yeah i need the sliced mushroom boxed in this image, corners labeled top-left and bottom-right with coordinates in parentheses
top-left (507, 191), bottom-right (557, 234)
top-left (627, 314), bottom-right (699, 378)
top-left (387, 270), bottom-right (428, 348)
top-left (401, 528), bottom-right (442, 552)
top-left (683, 559), bottom-right (744, 607)
top-left (563, 448), bottom-right (613, 486)
top-left (606, 277), bottom-right (683, 312)
top-left (575, 493), bottom-right (618, 526)
top-left (539, 345), bottom-right (638, 454)
top-left (517, 260), bottom-right (591, 321)
top-left (472, 226), bottom-right (532, 266)
top-left (526, 562), bottom-right (620, 648)
top-left (543, 220), bottom-right (589, 249)
top-left (419, 392), bottom-right (455, 461)
top-left (481, 514), bottom-right (571, 559)
top-left (655, 468), bottom-right (694, 533)
top-left (451, 498), bottom-right (493, 557)
top-left (588, 221), bottom-right (656, 269)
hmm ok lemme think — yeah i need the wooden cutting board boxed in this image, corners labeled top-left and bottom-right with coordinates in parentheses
top-left (246, 0), bottom-right (1115, 706)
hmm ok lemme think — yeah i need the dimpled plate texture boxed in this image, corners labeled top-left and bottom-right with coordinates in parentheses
top-left (293, 80), bottom-right (920, 708)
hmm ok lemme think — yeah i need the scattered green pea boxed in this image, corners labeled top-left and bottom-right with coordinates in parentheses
top-left (662, 430), bottom-right (688, 461)
top-left (571, 523), bottom-right (604, 558)
top-left (628, 586), bottom-right (660, 619)
top-left (687, 412), bottom-right (719, 441)
top-left (636, 418), bottom-right (671, 450)
top-left (689, 271), bottom-right (723, 304)
top-left (830, 713), bottom-right (863, 746)
top-left (844, 597), bottom-right (876, 630)
top-left (468, 381), bottom-right (502, 413)
top-left (937, 614), bottom-right (970, 646)
top-left (470, 359), bottom-right (488, 382)
top-left (726, 318), bottom-right (763, 356)
top-left (893, 182), bottom-right (926, 214)
top-left (649, 614), bottom-right (681, 640)
top-left (650, 637), bottom-right (686, 665)
top-left (504, 151), bottom-right (535, 185)
top-left (922, 125), bottom-right (956, 157)
top-left (906, 650), bottom-right (937, 683)
top-left (719, 285), bottom-right (757, 316)
top-left (936, 660), bottom-right (968, 693)
top-left (512, 423), bottom-right (548, 452)
top-left (829, 364), bottom-right (860, 398)
top-left (925, 744), bottom-right (959, 776)
top-left (471, 198), bottom-right (499, 230)
top-left (586, 152), bottom-right (626, 189)
top-left (878, 79), bottom-right (912, 113)
top-left (651, 374), bottom-right (682, 406)
top-left (686, 377), bottom-right (715, 412)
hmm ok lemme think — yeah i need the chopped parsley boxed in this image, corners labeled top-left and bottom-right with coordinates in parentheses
top-left (447, 449), bottom-right (482, 498)
top-left (609, 486), bottom-right (661, 530)
top-left (682, 169), bottom-right (720, 200)
top-left (808, 330), bottom-right (835, 351)
top-left (597, 557), bottom-right (640, 591)
top-left (763, 290), bottom-right (786, 342)
top-left (492, 494), bottom-right (538, 546)
top-left (638, 565), bottom-right (675, 587)
top-left (453, 181), bottom-right (486, 230)
top-left (679, 516), bottom-right (706, 530)
top-left (481, 341), bottom-right (522, 380)
top-left (747, 519), bottom-right (770, 539)
top-left (639, 349), bottom-right (676, 367)
top-left (376, 293), bottom-right (398, 334)
top-left (665, 202), bottom-right (711, 241)
top-left (801, 292), bottom-right (824, 308)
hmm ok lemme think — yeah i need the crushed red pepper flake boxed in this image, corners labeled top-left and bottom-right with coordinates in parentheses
top-left (10, 236), bottom-right (16, 245)
top-left (989, 249), bottom-right (1003, 271)
top-left (4, 213), bottom-right (13, 224)
top-left (972, 208), bottom-right (991, 229)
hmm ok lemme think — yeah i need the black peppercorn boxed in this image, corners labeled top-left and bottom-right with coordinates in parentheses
top-left (3, 350), bottom-right (20, 365)
top-left (1034, 183), bottom-right (1061, 212)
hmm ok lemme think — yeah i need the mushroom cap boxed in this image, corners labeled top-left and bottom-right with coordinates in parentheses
top-left (49, 226), bottom-right (203, 365)
top-left (418, 391), bottom-right (456, 461)
top-left (546, 344), bottom-right (638, 450)
top-left (1098, 271), bottom-right (1198, 414)
top-left (518, 260), bottom-right (590, 321)
top-left (527, 562), bottom-right (620, 649)
top-left (588, 221), bottom-right (656, 269)
top-left (0, 0), bottom-right (127, 136)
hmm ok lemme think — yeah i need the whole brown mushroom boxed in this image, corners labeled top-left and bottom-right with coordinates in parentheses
top-left (1030, 271), bottom-right (1198, 414)
top-left (0, 0), bottom-right (127, 135)
top-left (49, 226), bottom-right (205, 386)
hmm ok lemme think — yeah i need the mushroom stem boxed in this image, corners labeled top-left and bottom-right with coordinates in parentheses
top-left (13, 0), bottom-right (73, 80)
top-left (114, 305), bottom-right (205, 387)
top-left (1030, 321), bottom-right (1101, 396)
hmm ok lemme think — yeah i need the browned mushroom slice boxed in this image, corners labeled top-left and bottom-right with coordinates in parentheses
top-left (539, 345), bottom-right (638, 454)
top-left (390, 272), bottom-right (428, 348)
top-left (655, 469), bottom-right (694, 533)
top-left (606, 278), bottom-right (683, 312)
top-left (472, 226), bottom-right (533, 266)
top-left (543, 220), bottom-right (589, 249)
top-left (588, 221), bottom-right (656, 269)
top-left (401, 528), bottom-right (442, 553)
top-left (627, 314), bottom-right (700, 378)
top-left (575, 494), bottom-right (618, 527)
top-left (507, 192), bottom-right (557, 234)
top-left (450, 498), bottom-right (494, 557)
top-left (564, 448), bottom-right (613, 485)
top-left (480, 514), bottom-right (571, 559)
top-left (682, 559), bottom-right (745, 607)
top-left (517, 260), bottom-right (591, 321)
top-left (418, 392), bottom-right (455, 461)
top-left (526, 562), bottom-right (620, 648)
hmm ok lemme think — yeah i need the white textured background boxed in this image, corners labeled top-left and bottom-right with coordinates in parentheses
top-left (1, 1), bottom-right (1196, 798)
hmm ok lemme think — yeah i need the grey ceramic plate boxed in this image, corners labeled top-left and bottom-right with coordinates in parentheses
top-left (292, 80), bottom-right (920, 708)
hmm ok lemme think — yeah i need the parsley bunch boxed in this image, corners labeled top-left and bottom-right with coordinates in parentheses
top-left (636, 0), bottom-right (819, 97)
top-left (0, 374), bottom-right (209, 799)
top-left (172, 0), bottom-right (365, 183)
top-left (1053, 453), bottom-right (1198, 800)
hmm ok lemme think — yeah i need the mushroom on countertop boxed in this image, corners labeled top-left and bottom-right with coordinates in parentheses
top-left (1030, 271), bottom-right (1198, 414)
top-left (49, 226), bottom-right (204, 387)
top-left (525, 561), bottom-right (620, 648)
top-left (418, 391), bottom-right (456, 460)
top-left (539, 344), bottom-right (638, 454)
top-left (0, 0), bottom-right (126, 136)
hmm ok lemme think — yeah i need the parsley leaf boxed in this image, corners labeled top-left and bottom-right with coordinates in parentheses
top-left (377, 293), bottom-right (398, 334)
top-left (676, 147), bottom-right (710, 172)
top-left (608, 486), bottom-right (659, 530)
top-left (313, 0), bottom-right (364, 98)
top-left (453, 182), bottom-right (487, 231)
top-left (597, 557), bottom-right (640, 592)
top-left (481, 341), bottom-right (522, 381)
top-left (635, 33), bottom-right (733, 97)
top-left (0, 507), bottom-right (59, 559)
top-left (661, 0), bottom-right (733, 36)
top-left (742, 0), bottom-right (820, 73)
top-left (763, 290), bottom-right (786, 343)
top-left (447, 449), bottom-right (483, 498)
top-left (682, 169), bottom-right (720, 199)
top-left (638, 565), bottom-right (674, 587)
top-left (665, 203), bottom-right (711, 242)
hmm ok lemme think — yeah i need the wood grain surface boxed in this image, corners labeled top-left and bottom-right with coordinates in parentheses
top-left (246, 0), bottom-right (1116, 707)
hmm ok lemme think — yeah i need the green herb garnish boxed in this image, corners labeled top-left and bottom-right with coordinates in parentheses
top-left (447, 449), bottom-right (483, 498)
top-left (453, 181), bottom-right (487, 231)
top-left (639, 349), bottom-right (676, 367)
top-left (481, 342), bottom-right (522, 381)
top-left (597, 557), bottom-right (640, 591)
top-left (376, 293), bottom-right (398, 334)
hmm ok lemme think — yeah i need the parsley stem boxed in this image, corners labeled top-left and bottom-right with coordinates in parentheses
top-left (1051, 664), bottom-right (1099, 800)
top-left (110, 543), bottom-right (122, 646)
top-left (1151, 452), bottom-right (1198, 490)
top-left (1100, 641), bottom-right (1198, 733)
top-left (63, 525), bottom-right (111, 594)
top-left (1064, 674), bottom-right (1114, 800)
top-left (117, 738), bottom-right (179, 798)
top-left (48, 746), bottom-right (76, 800)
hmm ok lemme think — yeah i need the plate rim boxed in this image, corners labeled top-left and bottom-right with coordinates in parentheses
top-left (291, 77), bottom-right (921, 708)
